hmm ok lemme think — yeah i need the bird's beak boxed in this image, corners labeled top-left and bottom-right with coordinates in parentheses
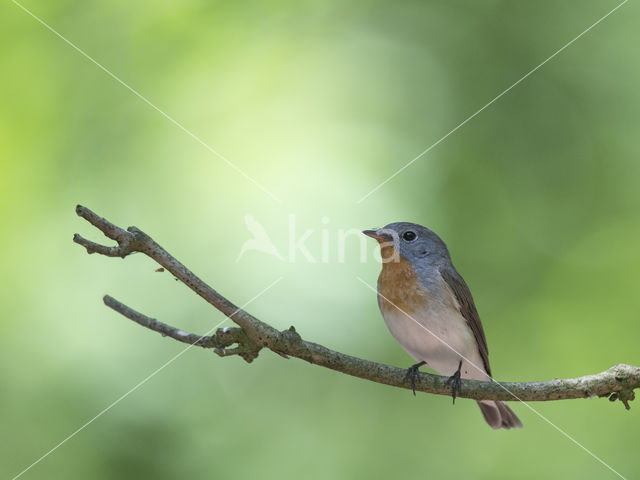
top-left (362, 229), bottom-right (392, 242)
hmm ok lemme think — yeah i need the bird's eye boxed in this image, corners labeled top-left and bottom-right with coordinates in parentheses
top-left (402, 231), bottom-right (417, 241)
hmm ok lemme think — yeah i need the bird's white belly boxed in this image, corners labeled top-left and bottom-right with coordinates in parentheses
top-left (381, 304), bottom-right (489, 381)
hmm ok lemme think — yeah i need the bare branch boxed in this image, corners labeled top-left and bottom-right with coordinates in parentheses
top-left (75, 204), bottom-right (132, 242)
top-left (73, 205), bottom-right (281, 348)
top-left (103, 295), bottom-right (260, 362)
top-left (73, 234), bottom-right (131, 257)
top-left (74, 205), bottom-right (639, 407)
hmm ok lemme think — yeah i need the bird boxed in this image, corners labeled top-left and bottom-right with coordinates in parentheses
top-left (363, 222), bottom-right (522, 429)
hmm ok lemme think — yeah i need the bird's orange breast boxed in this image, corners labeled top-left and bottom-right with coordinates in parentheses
top-left (378, 249), bottom-right (429, 315)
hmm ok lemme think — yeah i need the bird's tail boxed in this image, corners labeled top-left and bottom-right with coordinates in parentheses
top-left (477, 400), bottom-right (523, 429)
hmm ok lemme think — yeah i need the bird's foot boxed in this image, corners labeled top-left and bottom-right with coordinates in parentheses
top-left (404, 361), bottom-right (426, 396)
top-left (446, 361), bottom-right (463, 405)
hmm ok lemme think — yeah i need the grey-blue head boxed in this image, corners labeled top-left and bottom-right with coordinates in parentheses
top-left (363, 222), bottom-right (451, 266)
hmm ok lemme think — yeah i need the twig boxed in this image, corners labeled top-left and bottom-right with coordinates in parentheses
top-left (74, 205), bottom-right (639, 406)
top-left (102, 295), bottom-right (260, 362)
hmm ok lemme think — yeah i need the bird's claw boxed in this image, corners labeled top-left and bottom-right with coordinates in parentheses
top-left (446, 361), bottom-right (463, 404)
top-left (404, 361), bottom-right (426, 396)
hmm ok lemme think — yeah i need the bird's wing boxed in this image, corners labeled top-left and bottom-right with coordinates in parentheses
top-left (440, 267), bottom-right (492, 376)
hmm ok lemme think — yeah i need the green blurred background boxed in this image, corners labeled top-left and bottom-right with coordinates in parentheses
top-left (2, 0), bottom-right (639, 478)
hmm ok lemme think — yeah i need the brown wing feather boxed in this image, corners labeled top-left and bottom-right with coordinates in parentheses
top-left (440, 268), bottom-right (492, 376)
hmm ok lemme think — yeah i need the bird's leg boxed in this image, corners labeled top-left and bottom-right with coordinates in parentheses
top-left (446, 360), bottom-right (463, 404)
top-left (404, 361), bottom-right (426, 396)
